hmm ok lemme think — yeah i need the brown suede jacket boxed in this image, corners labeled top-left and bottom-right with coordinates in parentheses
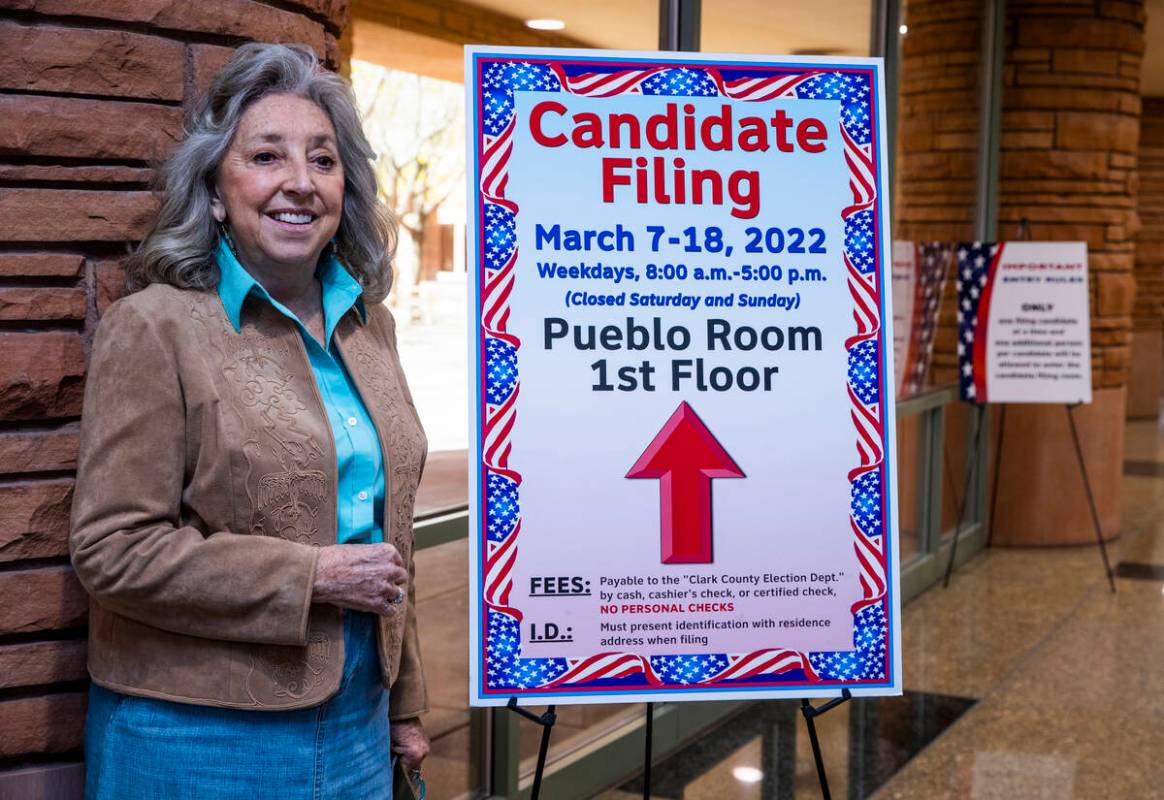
top-left (69, 282), bottom-right (428, 717)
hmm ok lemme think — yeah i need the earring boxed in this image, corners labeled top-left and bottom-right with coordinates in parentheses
top-left (218, 221), bottom-right (238, 256)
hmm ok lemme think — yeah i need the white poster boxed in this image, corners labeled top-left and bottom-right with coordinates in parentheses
top-left (467, 47), bottom-right (902, 705)
top-left (956, 241), bottom-right (1091, 404)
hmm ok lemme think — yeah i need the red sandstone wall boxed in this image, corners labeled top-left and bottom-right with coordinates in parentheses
top-left (0, 2), bottom-right (348, 794)
top-left (998, 0), bottom-right (1144, 389)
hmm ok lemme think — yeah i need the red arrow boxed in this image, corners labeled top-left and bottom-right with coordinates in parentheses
top-left (626, 402), bottom-right (744, 564)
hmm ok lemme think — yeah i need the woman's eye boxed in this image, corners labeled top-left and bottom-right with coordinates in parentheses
top-left (314, 155), bottom-right (337, 169)
top-left (254, 152), bottom-right (277, 164)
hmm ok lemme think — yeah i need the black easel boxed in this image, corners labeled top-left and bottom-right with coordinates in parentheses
top-left (506, 697), bottom-right (557, 800)
top-left (642, 702), bottom-right (654, 800)
top-left (799, 689), bottom-right (852, 800)
top-left (944, 219), bottom-right (1117, 592)
top-left (942, 402), bottom-right (988, 588)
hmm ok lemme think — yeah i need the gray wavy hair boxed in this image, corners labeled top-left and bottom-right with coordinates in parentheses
top-left (126, 43), bottom-right (395, 302)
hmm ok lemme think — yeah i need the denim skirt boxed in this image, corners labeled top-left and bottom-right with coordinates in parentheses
top-left (84, 611), bottom-right (392, 800)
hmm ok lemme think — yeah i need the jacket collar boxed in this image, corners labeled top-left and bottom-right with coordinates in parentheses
top-left (215, 238), bottom-right (367, 345)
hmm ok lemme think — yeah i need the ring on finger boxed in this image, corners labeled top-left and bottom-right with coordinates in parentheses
top-left (390, 586), bottom-right (406, 605)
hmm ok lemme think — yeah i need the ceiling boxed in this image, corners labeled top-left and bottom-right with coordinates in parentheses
top-left (459, 0), bottom-right (872, 55)
top-left (353, 1), bottom-right (1164, 96)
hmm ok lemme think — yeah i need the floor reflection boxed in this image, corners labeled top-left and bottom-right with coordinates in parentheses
top-left (615, 691), bottom-right (974, 799)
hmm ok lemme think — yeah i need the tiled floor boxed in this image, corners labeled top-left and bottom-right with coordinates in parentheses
top-left (589, 417), bottom-right (1164, 799)
top-left (410, 416), bottom-right (1164, 799)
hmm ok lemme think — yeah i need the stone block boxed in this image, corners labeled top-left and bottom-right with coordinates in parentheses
top-left (1003, 130), bottom-right (1054, 149)
top-left (1013, 205), bottom-right (1133, 224)
top-left (0, 95), bottom-right (182, 161)
top-left (0, 21), bottom-right (183, 100)
top-left (8, 0), bottom-right (328, 55)
top-left (0, 693), bottom-right (86, 759)
top-left (1091, 327), bottom-right (1133, 346)
top-left (1051, 48), bottom-right (1121, 75)
top-left (1008, 220), bottom-right (1109, 249)
top-left (0, 164), bottom-right (154, 185)
top-left (999, 191), bottom-right (1133, 208)
top-left (1015, 70), bottom-right (1139, 92)
top-left (280, 0), bottom-right (348, 29)
top-left (0, 425), bottom-right (79, 475)
top-left (0, 566), bottom-right (88, 635)
top-left (1104, 346), bottom-right (1132, 373)
top-left (934, 110), bottom-right (980, 132)
top-left (1056, 111), bottom-right (1140, 153)
top-left (0, 253), bottom-right (83, 278)
top-left (1005, 87), bottom-right (1131, 113)
top-left (0, 288), bottom-right (86, 322)
top-left (899, 151), bottom-right (976, 179)
top-left (1002, 110), bottom-right (1056, 131)
top-left (189, 43), bottom-right (237, 101)
top-left (1000, 150), bottom-right (1110, 180)
top-left (0, 480), bottom-right (75, 563)
top-left (1009, 47), bottom-right (1052, 63)
top-left (1016, 17), bottom-right (1144, 54)
top-left (324, 33), bottom-right (341, 71)
top-left (1097, 272), bottom-right (1137, 316)
top-left (1099, 0), bottom-right (1147, 23)
top-left (996, 179), bottom-right (1122, 197)
top-left (934, 131), bottom-right (978, 150)
top-left (0, 640), bottom-right (87, 691)
top-left (0, 189), bottom-right (155, 242)
top-left (94, 259), bottom-right (129, 316)
top-left (0, 333), bottom-right (85, 420)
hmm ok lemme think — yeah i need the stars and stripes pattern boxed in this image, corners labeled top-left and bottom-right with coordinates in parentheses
top-left (808, 602), bottom-right (887, 681)
top-left (902, 243), bottom-right (953, 397)
top-left (475, 58), bottom-right (891, 693)
top-left (956, 242), bottom-right (1000, 402)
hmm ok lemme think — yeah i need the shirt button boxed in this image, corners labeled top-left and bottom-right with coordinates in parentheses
top-left (347, 417), bottom-right (358, 427)
top-left (357, 490), bottom-right (369, 501)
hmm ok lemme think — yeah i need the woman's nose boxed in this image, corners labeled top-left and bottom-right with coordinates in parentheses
top-left (282, 157), bottom-right (314, 195)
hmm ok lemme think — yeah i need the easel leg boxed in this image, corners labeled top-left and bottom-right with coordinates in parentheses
top-left (944, 404), bottom-right (987, 588)
top-left (985, 405), bottom-right (1007, 547)
top-left (800, 700), bottom-right (832, 800)
top-left (506, 698), bottom-right (557, 800)
top-left (799, 690), bottom-right (852, 800)
top-left (1064, 405), bottom-right (1118, 594)
top-left (642, 702), bottom-right (654, 800)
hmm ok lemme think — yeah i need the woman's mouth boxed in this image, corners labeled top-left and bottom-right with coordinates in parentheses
top-left (266, 210), bottom-right (316, 227)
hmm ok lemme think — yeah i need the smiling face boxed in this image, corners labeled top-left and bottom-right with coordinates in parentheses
top-left (211, 93), bottom-right (344, 279)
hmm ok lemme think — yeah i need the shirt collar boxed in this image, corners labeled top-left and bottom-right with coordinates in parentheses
top-left (215, 238), bottom-right (366, 345)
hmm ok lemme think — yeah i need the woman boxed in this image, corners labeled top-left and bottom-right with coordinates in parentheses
top-left (70, 43), bottom-right (428, 798)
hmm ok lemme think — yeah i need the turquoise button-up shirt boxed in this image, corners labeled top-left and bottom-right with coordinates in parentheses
top-left (216, 239), bottom-right (385, 544)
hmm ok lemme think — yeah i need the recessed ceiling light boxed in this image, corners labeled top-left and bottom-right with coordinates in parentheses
top-left (732, 766), bottom-right (763, 784)
top-left (899, 24), bottom-right (909, 35)
top-left (526, 19), bottom-right (566, 31)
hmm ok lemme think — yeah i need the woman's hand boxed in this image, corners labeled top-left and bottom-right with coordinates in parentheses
top-left (312, 543), bottom-right (409, 615)
top-left (391, 718), bottom-right (430, 773)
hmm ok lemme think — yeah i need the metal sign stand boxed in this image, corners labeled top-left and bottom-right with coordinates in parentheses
top-left (506, 698), bottom-right (557, 800)
top-left (640, 691), bottom-right (855, 800)
top-left (799, 689), bottom-right (853, 800)
top-left (642, 702), bottom-right (654, 799)
top-left (943, 219), bottom-right (1116, 593)
top-left (943, 402), bottom-right (1117, 594)
top-left (943, 402), bottom-right (988, 588)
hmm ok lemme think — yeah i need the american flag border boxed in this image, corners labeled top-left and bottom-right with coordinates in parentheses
top-left (466, 47), bottom-right (902, 705)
